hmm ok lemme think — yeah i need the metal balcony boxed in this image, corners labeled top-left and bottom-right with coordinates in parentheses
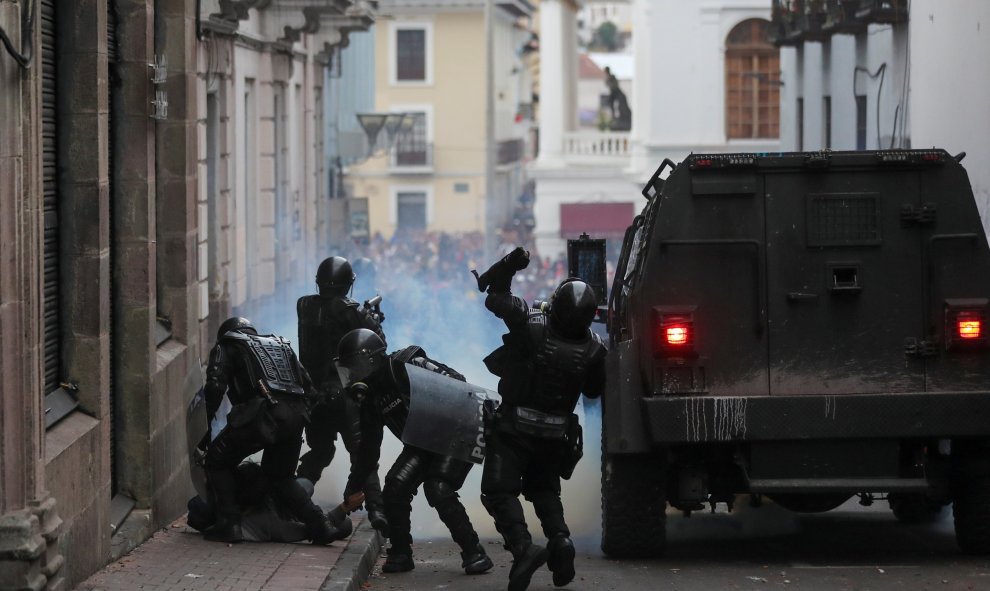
top-left (390, 142), bottom-right (433, 172)
top-left (796, 0), bottom-right (828, 43)
top-left (856, 0), bottom-right (909, 25)
top-left (769, 0), bottom-right (804, 47)
top-left (822, 0), bottom-right (867, 35)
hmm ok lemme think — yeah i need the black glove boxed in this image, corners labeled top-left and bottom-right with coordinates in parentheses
top-left (471, 247), bottom-right (530, 293)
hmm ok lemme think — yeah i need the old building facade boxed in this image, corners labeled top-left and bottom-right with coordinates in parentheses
top-left (531, 0), bottom-right (781, 259)
top-left (345, 0), bottom-right (535, 243)
top-left (773, 0), bottom-right (990, 232)
top-left (0, 1), bottom-right (374, 589)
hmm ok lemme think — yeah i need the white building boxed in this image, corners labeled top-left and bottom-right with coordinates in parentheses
top-left (578, 1), bottom-right (633, 49)
top-left (775, 0), bottom-right (990, 232)
top-left (532, 0), bottom-right (781, 259)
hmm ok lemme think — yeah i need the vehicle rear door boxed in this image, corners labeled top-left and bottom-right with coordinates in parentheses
top-left (764, 169), bottom-right (925, 396)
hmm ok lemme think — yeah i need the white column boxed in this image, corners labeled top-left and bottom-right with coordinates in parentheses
top-left (829, 36), bottom-right (857, 150)
top-left (538, 0), bottom-right (565, 165)
top-left (629, 0), bottom-right (654, 174)
top-left (802, 42), bottom-right (824, 150)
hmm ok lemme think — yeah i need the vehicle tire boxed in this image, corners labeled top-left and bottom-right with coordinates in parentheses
top-left (889, 493), bottom-right (947, 524)
top-left (601, 452), bottom-right (666, 558)
top-left (953, 476), bottom-right (990, 555)
top-left (769, 493), bottom-right (850, 513)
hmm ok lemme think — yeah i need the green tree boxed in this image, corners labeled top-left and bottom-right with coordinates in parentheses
top-left (596, 21), bottom-right (619, 51)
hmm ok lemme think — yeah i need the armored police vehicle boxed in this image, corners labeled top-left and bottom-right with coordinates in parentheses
top-left (599, 149), bottom-right (990, 558)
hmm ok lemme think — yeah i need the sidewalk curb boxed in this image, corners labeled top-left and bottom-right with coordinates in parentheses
top-left (320, 519), bottom-right (384, 591)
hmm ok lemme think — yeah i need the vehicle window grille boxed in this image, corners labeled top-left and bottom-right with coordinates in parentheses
top-left (806, 193), bottom-right (882, 246)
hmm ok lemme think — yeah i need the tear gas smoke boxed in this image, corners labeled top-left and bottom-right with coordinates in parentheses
top-left (243, 231), bottom-right (605, 551)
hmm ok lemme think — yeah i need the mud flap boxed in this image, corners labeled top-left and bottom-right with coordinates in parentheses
top-left (604, 340), bottom-right (650, 454)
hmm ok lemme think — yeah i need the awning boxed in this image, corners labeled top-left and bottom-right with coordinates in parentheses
top-left (560, 202), bottom-right (635, 237)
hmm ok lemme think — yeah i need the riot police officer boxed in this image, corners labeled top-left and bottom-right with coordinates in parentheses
top-left (476, 248), bottom-right (607, 591)
top-left (296, 256), bottom-right (388, 532)
top-left (335, 329), bottom-right (494, 576)
top-left (203, 317), bottom-right (339, 544)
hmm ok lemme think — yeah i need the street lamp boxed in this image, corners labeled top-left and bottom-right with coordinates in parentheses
top-left (383, 112), bottom-right (406, 147)
top-left (356, 112), bottom-right (388, 155)
top-left (356, 112), bottom-right (415, 156)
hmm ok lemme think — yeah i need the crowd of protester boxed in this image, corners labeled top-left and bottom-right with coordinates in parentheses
top-left (341, 229), bottom-right (576, 387)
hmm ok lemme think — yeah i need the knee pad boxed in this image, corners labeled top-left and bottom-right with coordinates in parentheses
top-left (423, 479), bottom-right (458, 508)
top-left (383, 477), bottom-right (418, 504)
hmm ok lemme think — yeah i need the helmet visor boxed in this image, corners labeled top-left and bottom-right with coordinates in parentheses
top-left (335, 352), bottom-right (384, 388)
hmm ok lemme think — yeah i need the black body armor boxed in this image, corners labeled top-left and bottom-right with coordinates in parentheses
top-left (485, 311), bottom-right (606, 416)
top-left (525, 314), bottom-right (606, 414)
top-left (297, 295), bottom-right (384, 388)
top-left (222, 331), bottom-right (307, 398)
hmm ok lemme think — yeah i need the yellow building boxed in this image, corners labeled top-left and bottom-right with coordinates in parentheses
top-left (346, 0), bottom-right (535, 239)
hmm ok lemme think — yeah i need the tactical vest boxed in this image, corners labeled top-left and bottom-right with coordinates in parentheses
top-left (297, 295), bottom-right (365, 385)
top-left (512, 313), bottom-right (606, 415)
top-left (223, 332), bottom-right (307, 397)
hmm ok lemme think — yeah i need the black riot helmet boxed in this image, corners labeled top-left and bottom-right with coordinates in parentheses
top-left (316, 256), bottom-right (355, 295)
top-left (217, 316), bottom-right (257, 342)
top-left (351, 257), bottom-right (376, 281)
top-left (335, 328), bottom-right (388, 390)
top-left (548, 279), bottom-right (598, 339)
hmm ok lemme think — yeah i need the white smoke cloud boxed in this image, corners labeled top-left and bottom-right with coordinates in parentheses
top-left (246, 240), bottom-right (608, 553)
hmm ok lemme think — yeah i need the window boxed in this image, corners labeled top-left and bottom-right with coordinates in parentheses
top-left (397, 30), bottom-right (425, 80)
top-left (855, 94), bottom-right (867, 150)
top-left (393, 112), bottom-right (429, 166)
top-left (392, 23), bottom-right (432, 85)
top-left (725, 19), bottom-right (780, 139)
top-left (396, 192), bottom-right (427, 232)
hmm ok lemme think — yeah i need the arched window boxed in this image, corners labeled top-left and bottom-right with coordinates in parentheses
top-left (726, 19), bottom-right (780, 139)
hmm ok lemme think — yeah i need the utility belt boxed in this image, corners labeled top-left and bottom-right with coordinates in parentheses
top-left (226, 382), bottom-right (309, 444)
top-left (503, 406), bottom-right (574, 440)
top-left (494, 405), bottom-right (584, 480)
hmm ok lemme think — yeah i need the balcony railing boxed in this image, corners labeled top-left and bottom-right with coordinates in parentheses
top-left (390, 142), bottom-right (433, 171)
top-left (769, 0), bottom-right (804, 46)
top-left (823, 0), bottom-right (867, 35)
top-left (855, 0), bottom-right (908, 25)
top-left (562, 132), bottom-right (630, 163)
top-left (772, 0), bottom-right (902, 45)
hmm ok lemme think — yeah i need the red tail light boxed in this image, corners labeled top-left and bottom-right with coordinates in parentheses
top-left (958, 314), bottom-right (981, 340)
top-left (654, 306), bottom-right (697, 356)
top-left (666, 325), bottom-right (690, 346)
top-left (945, 300), bottom-right (989, 350)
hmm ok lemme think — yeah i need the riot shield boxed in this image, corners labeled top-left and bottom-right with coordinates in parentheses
top-left (187, 388), bottom-right (236, 498)
top-left (402, 364), bottom-right (501, 464)
top-left (185, 387), bottom-right (209, 498)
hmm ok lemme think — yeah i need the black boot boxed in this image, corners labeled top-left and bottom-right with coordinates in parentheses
top-left (367, 505), bottom-right (390, 535)
top-left (382, 545), bottom-right (415, 573)
top-left (186, 496), bottom-right (216, 532)
top-left (204, 470), bottom-right (244, 543)
top-left (460, 543), bottom-right (494, 575)
top-left (203, 517), bottom-right (243, 543)
top-left (547, 535), bottom-right (576, 587)
top-left (508, 543), bottom-right (548, 591)
top-left (325, 506), bottom-right (354, 541)
top-left (270, 478), bottom-right (339, 545)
